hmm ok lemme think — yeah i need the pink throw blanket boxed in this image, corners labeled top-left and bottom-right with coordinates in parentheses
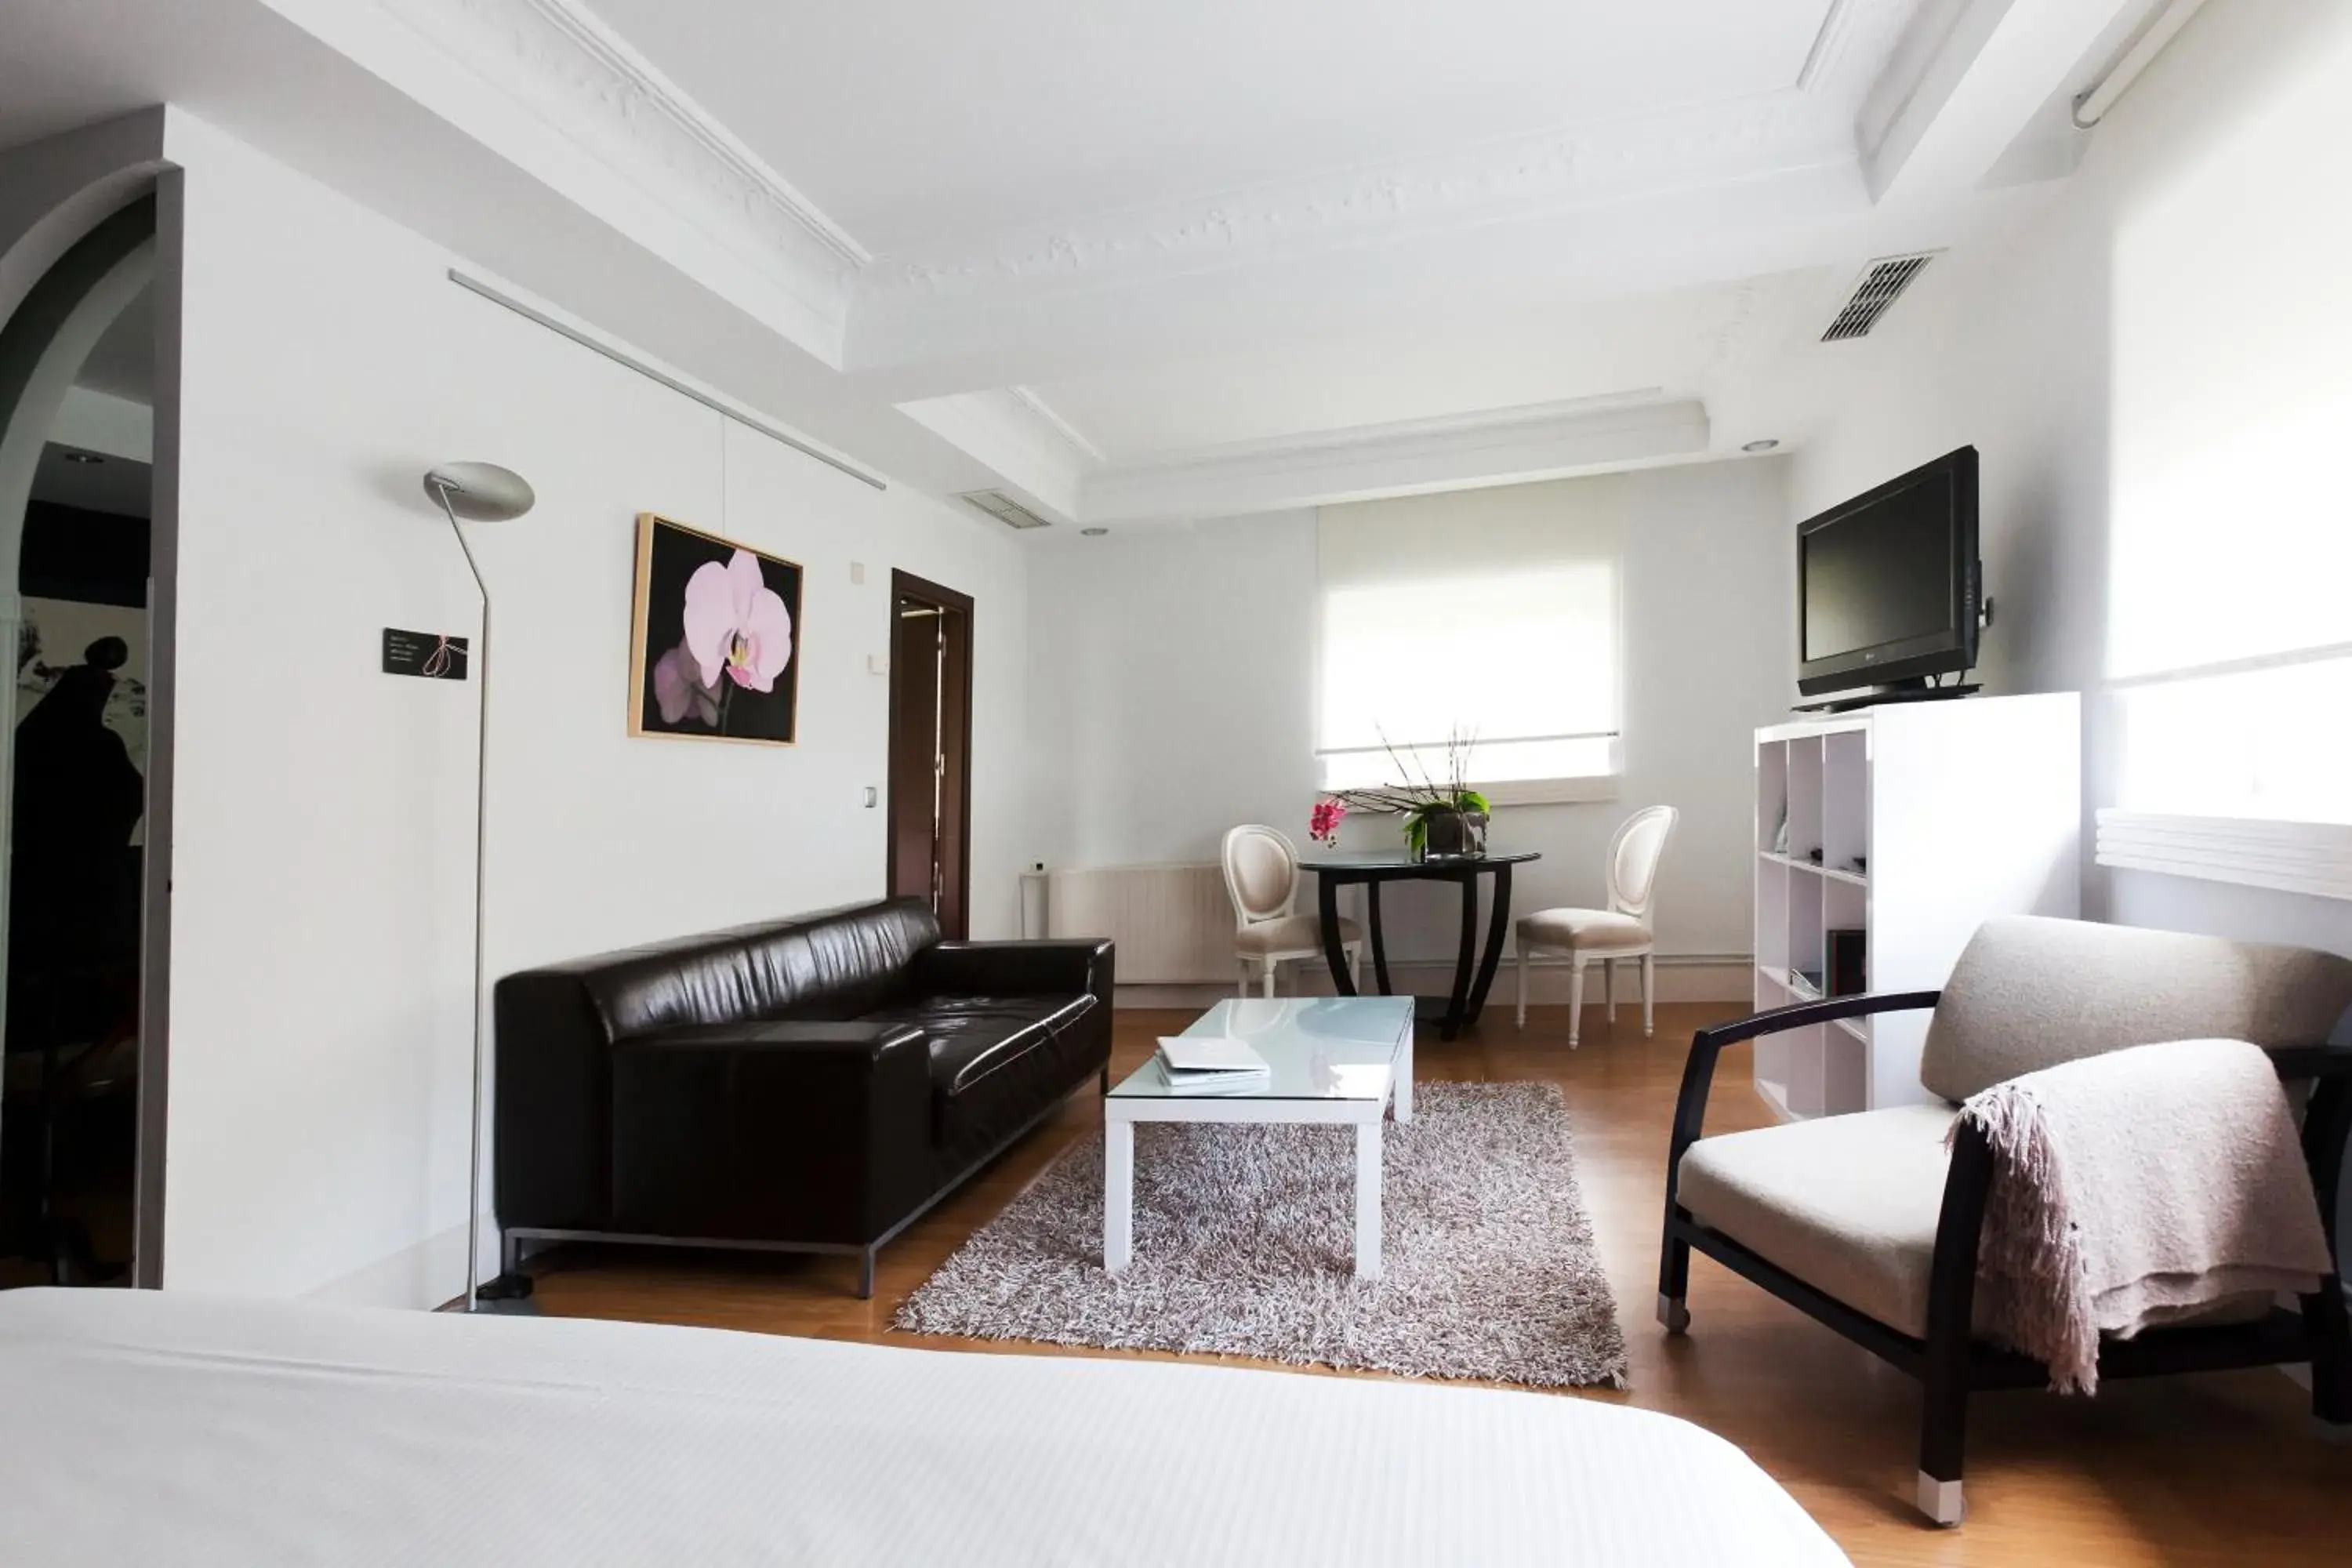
top-left (1954, 1037), bottom-right (2333, 1393)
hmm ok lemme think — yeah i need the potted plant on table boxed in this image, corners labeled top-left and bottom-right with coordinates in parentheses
top-left (1313, 728), bottom-right (1490, 860)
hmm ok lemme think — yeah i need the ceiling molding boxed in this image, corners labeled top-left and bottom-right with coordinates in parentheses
top-left (285, 0), bottom-right (869, 355)
top-left (1079, 395), bottom-right (1710, 524)
top-left (1860, 0), bottom-right (2136, 201)
top-left (408, 0), bottom-right (866, 261)
top-left (1006, 387), bottom-right (1106, 466)
top-left (858, 96), bottom-right (1867, 307)
top-left (855, 2), bottom-right (1923, 310)
top-left (1799, 0), bottom-right (1910, 94)
top-left (895, 388), bottom-right (1091, 521)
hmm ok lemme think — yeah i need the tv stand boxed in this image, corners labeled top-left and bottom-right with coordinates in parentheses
top-left (1792, 682), bottom-right (1980, 716)
top-left (1751, 694), bottom-right (2081, 1119)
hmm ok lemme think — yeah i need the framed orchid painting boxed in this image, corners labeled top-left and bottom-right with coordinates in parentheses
top-left (628, 514), bottom-right (803, 746)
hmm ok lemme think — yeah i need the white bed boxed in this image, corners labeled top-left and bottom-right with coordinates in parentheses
top-left (0, 1289), bottom-right (1846, 1566)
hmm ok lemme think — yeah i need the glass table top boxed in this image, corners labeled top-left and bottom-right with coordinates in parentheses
top-left (1107, 996), bottom-right (1410, 1102)
top-left (1295, 848), bottom-right (1541, 871)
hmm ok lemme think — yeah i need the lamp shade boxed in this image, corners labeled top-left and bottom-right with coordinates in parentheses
top-left (423, 462), bottom-right (535, 522)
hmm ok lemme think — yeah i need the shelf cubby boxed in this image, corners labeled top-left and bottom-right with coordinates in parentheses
top-left (1750, 697), bottom-right (2082, 1118)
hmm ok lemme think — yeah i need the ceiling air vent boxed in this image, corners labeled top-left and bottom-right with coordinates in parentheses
top-left (957, 489), bottom-right (1054, 530)
top-left (1820, 252), bottom-right (1941, 343)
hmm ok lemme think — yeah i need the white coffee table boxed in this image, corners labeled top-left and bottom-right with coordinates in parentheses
top-left (1102, 996), bottom-right (1414, 1280)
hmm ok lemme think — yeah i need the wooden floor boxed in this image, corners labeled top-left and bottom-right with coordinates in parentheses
top-left (531, 1002), bottom-right (2352, 1566)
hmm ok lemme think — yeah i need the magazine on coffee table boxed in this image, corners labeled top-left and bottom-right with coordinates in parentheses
top-left (1155, 1035), bottom-right (1270, 1088)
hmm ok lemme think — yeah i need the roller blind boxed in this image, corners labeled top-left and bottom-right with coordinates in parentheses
top-left (2103, 52), bottom-right (2352, 824)
top-left (1316, 479), bottom-right (1622, 790)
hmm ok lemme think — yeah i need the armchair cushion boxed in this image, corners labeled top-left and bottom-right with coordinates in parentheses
top-left (1675, 1098), bottom-right (2281, 1343)
top-left (1677, 1105), bottom-right (1955, 1338)
top-left (1921, 916), bottom-right (2352, 1102)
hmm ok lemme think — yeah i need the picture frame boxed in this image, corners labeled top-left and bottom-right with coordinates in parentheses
top-left (628, 512), bottom-right (804, 746)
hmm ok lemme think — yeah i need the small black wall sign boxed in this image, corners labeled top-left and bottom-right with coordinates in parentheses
top-left (383, 628), bottom-right (470, 681)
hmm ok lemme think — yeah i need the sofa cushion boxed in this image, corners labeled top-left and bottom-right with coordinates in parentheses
top-left (580, 898), bottom-right (941, 1041)
top-left (863, 993), bottom-right (1098, 1100)
top-left (1677, 1105), bottom-right (1955, 1339)
top-left (1921, 916), bottom-right (2352, 1102)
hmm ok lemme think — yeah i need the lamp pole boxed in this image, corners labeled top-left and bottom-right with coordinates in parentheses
top-left (424, 465), bottom-right (536, 1313)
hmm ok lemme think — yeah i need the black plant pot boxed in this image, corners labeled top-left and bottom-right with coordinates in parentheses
top-left (1421, 808), bottom-right (1488, 859)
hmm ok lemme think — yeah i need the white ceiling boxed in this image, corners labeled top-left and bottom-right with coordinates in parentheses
top-left (588, 0), bottom-right (1834, 252)
top-left (0, 0), bottom-right (2167, 529)
top-left (32, 443), bottom-right (151, 517)
top-left (1023, 274), bottom-right (1822, 463)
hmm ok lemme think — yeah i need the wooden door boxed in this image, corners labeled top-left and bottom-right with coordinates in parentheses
top-left (886, 573), bottom-right (973, 938)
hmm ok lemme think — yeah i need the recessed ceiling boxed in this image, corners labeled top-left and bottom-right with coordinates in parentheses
top-left (32, 443), bottom-right (151, 518)
top-left (0, 0), bottom-right (2152, 527)
top-left (589, 0), bottom-right (1840, 251)
top-left (1024, 276), bottom-right (1818, 462)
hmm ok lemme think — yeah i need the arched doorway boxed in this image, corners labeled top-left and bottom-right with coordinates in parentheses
top-left (0, 191), bottom-right (158, 1287)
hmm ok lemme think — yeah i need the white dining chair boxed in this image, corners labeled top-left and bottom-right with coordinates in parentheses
top-left (1513, 804), bottom-right (1679, 1046)
top-left (1221, 825), bottom-right (1363, 999)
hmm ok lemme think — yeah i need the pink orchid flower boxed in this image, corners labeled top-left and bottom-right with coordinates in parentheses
top-left (1308, 797), bottom-right (1347, 846)
top-left (682, 549), bottom-right (793, 693)
top-left (652, 637), bottom-right (721, 726)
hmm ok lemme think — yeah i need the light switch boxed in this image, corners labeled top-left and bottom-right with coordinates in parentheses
top-left (868, 652), bottom-right (890, 675)
top-left (849, 561), bottom-right (866, 585)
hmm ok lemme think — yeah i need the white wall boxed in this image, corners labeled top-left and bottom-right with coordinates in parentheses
top-left (1780, 0), bottom-right (2352, 927)
top-left (1025, 459), bottom-right (1791, 977)
top-left (158, 111), bottom-right (1028, 1307)
top-left (1770, 1), bottom-right (2352, 1260)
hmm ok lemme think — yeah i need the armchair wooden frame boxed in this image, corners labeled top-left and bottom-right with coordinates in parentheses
top-left (1657, 992), bottom-right (2352, 1526)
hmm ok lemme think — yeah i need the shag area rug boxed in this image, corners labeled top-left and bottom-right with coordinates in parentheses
top-left (894, 1081), bottom-right (1627, 1388)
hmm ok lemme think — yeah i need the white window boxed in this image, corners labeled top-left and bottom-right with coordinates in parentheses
top-left (2098, 78), bottom-right (2352, 839)
top-left (2111, 652), bottom-right (2352, 826)
top-left (1315, 481), bottom-right (1622, 804)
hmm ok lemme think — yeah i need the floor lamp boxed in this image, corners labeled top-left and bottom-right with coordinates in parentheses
top-left (423, 461), bottom-right (539, 1315)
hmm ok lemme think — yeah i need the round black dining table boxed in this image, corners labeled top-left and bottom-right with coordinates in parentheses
top-left (1296, 848), bottom-right (1541, 1041)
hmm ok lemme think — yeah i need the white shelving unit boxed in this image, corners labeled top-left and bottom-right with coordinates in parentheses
top-left (1752, 693), bottom-right (2082, 1119)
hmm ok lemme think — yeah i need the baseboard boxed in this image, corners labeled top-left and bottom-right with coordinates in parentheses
top-left (306, 1217), bottom-right (492, 1312)
top-left (1117, 954), bottom-right (1753, 1011)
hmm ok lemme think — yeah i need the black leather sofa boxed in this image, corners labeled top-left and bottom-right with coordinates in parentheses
top-left (493, 897), bottom-right (1113, 1296)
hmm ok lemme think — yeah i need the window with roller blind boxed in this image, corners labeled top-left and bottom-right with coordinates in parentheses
top-left (2098, 61), bottom-right (2352, 837)
top-left (1315, 480), bottom-right (1623, 804)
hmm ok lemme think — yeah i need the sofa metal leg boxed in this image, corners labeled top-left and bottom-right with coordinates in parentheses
top-left (857, 1247), bottom-right (876, 1301)
top-left (1656, 1293), bottom-right (1690, 1334)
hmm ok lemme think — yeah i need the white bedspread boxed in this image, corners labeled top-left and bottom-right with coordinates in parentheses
top-left (0, 1289), bottom-right (1845, 1566)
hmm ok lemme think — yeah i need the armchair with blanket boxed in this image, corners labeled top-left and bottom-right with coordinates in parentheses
top-left (1658, 916), bottom-right (2352, 1526)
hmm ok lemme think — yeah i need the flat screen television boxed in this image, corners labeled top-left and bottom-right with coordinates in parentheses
top-left (1796, 445), bottom-right (1980, 699)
